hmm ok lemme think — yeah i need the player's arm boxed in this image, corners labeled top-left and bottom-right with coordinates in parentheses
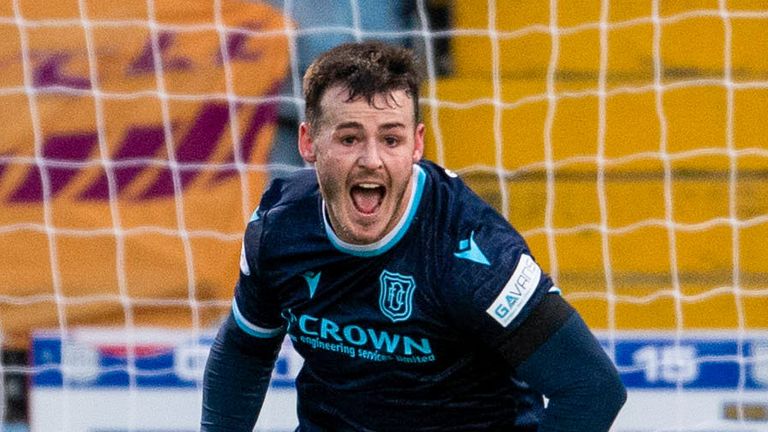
top-left (499, 293), bottom-right (627, 432)
top-left (201, 310), bottom-right (284, 431)
top-left (446, 229), bottom-right (625, 430)
top-left (201, 209), bottom-right (286, 431)
top-left (443, 174), bottom-right (625, 430)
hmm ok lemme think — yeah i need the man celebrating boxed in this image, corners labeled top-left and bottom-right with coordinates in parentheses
top-left (202, 41), bottom-right (626, 431)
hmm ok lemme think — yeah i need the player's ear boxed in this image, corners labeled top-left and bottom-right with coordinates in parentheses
top-left (298, 122), bottom-right (317, 163)
top-left (412, 123), bottom-right (425, 163)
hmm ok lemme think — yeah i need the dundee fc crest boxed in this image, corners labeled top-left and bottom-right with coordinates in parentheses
top-left (379, 270), bottom-right (416, 323)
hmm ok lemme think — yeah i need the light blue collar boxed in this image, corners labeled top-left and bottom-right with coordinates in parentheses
top-left (323, 164), bottom-right (426, 257)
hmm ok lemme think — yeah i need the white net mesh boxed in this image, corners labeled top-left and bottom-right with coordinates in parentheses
top-left (1, 0), bottom-right (767, 431)
top-left (434, 2), bottom-right (768, 430)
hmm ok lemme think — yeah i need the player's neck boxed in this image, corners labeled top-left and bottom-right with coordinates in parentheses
top-left (322, 164), bottom-right (424, 254)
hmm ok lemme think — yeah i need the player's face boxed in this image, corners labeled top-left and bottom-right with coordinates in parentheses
top-left (298, 86), bottom-right (424, 245)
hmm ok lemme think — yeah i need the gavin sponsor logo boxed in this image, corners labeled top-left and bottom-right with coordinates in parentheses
top-left (486, 254), bottom-right (541, 327)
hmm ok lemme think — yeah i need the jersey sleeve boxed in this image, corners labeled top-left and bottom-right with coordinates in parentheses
top-left (231, 207), bottom-right (285, 338)
top-left (441, 191), bottom-right (558, 347)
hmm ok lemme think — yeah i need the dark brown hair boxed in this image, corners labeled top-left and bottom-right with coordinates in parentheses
top-left (302, 41), bottom-right (423, 132)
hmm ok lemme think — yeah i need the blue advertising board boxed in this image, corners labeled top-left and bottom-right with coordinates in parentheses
top-left (602, 333), bottom-right (768, 390)
top-left (29, 329), bottom-right (768, 431)
top-left (31, 329), bottom-right (300, 389)
top-left (31, 329), bottom-right (768, 391)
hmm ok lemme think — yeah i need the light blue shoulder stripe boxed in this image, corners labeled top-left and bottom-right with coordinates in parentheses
top-left (231, 299), bottom-right (283, 338)
top-left (324, 164), bottom-right (426, 257)
top-left (249, 206), bottom-right (260, 222)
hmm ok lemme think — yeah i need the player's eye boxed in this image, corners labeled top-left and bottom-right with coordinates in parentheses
top-left (383, 136), bottom-right (400, 147)
top-left (340, 135), bottom-right (358, 146)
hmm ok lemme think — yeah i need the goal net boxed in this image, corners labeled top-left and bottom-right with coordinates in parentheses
top-left (0, 0), bottom-right (767, 431)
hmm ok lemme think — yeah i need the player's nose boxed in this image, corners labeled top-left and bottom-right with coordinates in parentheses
top-left (357, 139), bottom-right (383, 170)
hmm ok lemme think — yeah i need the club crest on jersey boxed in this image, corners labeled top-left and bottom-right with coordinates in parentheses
top-left (378, 270), bottom-right (416, 323)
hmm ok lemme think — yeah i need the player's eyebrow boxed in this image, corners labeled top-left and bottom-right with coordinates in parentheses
top-left (334, 121), bottom-right (406, 132)
top-left (378, 122), bottom-right (406, 131)
top-left (334, 121), bottom-right (364, 131)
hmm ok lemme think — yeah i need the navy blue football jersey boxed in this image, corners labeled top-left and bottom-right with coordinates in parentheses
top-left (232, 160), bottom-right (559, 431)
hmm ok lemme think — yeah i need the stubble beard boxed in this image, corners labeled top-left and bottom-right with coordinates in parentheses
top-left (319, 168), bottom-right (413, 245)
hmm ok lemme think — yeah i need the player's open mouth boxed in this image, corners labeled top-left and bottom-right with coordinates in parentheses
top-left (350, 183), bottom-right (386, 215)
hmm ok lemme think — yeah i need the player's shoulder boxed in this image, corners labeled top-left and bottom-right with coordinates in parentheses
top-left (259, 168), bottom-right (319, 213)
top-left (418, 159), bottom-right (462, 187)
top-left (243, 168), bottom-right (321, 251)
top-left (418, 160), bottom-right (503, 230)
top-left (419, 160), bottom-right (530, 271)
top-left (250, 168), bottom-right (319, 226)
top-left (422, 162), bottom-right (551, 332)
top-left (420, 160), bottom-right (469, 208)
